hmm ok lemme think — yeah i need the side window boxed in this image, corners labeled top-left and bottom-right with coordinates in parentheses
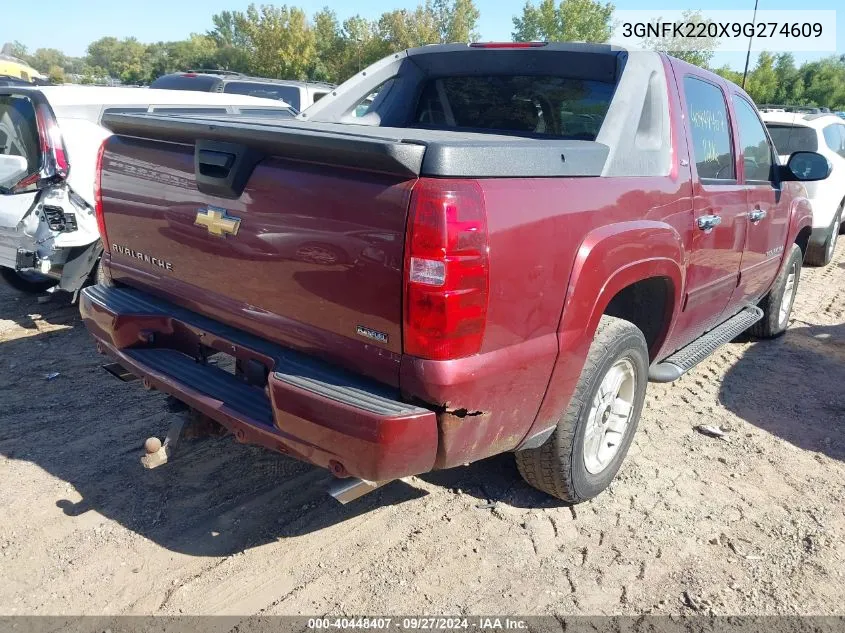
top-left (0, 95), bottom-right (40, 174)
top-left (823, 124), bottom-right (845, 158)
top-left (732, 96), bottom-right (774, 183)
top-left (683, 77), bottom-right (735, 181)
top-left (351, 80), bottom-right (392, 118)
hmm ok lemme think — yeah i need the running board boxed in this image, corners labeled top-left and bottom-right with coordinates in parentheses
top-left (648, 306), bottom-right (763, 383)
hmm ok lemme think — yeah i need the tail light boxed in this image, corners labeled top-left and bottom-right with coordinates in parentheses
top-left (34, 102), bottom-right (69, 179)
top-left (469, 42), bottom-right (547, 48)
top-left (94, 139), bottom-right (110, 252)
top-left (14, 102), bottom-right (68, 191)
top-left (403, 179), bottom-right (489, 360)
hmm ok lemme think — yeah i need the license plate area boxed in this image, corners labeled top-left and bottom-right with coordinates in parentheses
top-left (207, 350), bottom-right (237, 376)
top-left (204, 347), bottom-right (270, 390)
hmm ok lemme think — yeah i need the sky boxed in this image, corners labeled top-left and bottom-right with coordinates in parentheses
top-left (3, 0), bottom-right (843, 70)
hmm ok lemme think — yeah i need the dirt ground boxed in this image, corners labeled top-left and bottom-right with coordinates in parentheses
top-left (1, 245), bottom-right (843, 618)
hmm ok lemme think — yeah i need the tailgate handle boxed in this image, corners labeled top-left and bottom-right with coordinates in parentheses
top-left (197, 150), bottom-right (235, 178)
top-left (194, 140), bottom-right (263, 199)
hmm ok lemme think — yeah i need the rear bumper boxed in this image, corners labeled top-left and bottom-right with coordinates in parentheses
top-left (0, 226), bottom-right (37, 270)
top-left (79, 284), bottom-right (438, 481)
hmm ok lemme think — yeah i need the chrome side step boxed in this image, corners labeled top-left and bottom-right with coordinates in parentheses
top-left (649, 306), bottom-right (764, 383)
top-left (328, 478), bottom-right (389, 504)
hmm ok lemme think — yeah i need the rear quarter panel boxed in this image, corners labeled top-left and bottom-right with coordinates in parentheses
top-left (401, 175), bottom-right (692, 468)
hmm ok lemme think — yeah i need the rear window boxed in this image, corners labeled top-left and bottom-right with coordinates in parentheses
top-left (150, 74), bottom-right (220, 91)
top-left (0, 95), bottom-right (39, 174)
top-left (223, 82), bottom-right (300, 110)
top-left (766, 124), bottom-right (818, 155)
top-left (413, 75), bottom-right (615, 140)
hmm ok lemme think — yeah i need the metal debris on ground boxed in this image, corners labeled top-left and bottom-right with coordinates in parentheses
top-left (694, 425), bottom-right (726, 439)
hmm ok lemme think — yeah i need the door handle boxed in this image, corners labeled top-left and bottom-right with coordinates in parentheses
top-left (749, 209), bottom-right (767, 223)
top-left (697, 215), bottom-right (722, 233)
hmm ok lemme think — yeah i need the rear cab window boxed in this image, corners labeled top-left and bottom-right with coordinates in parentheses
top-left (223, 82), bottom-right (301, 110)
top-left (0, 94), bottom-right (39, 177)
top-left (682, 76), bottom-right (735, 182)
top-left (149, 75), bottom-right (220, 92)
top-left (413, 75), bottom-right (615, 140)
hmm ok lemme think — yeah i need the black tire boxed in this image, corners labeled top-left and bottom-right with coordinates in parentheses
top-left (749, 243), bottom-right (802, 339)
top-left (804, 208), bottom-right (841, 267)
top-left (0, 267), bottom-right (58, 294)
top-left (515, 315), bottom-right (649, 503)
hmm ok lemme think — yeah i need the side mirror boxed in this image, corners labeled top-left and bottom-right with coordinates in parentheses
top-left (782, 151), bottom-right (832, 182)
top-left (0, 155), bottom-right (30, 191)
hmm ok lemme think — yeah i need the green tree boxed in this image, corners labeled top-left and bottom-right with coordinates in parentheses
top-left (240, 4), bottom-right (317, 79)
top-left (801, 56), bottom-right (845, 110)
top-left (744, 51), bottom-right (778, 105)
top-left (27, 48), bottom-right (68, 74)
top-left (309, 7), bottom-right (343, 81)
top-left (435, 0), bottom-right (480, 42)
top-left (640, 10), bottom-right (718, 68)
top-left (208, 10), bottom-right (252, 71)
top-left (773, 53), bottom-right (804, 104)
top-left (47, 65), bottom-right (65, 84)
top-left (87, 37), bottom-right (152, 83)
top-left (512, 0), bottom-right (614, 42)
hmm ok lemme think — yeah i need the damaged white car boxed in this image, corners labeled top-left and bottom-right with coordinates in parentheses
top-left (0, 86), bottom-right (294, 296)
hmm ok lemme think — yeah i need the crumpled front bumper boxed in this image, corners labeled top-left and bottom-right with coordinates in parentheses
top-left (79, 284), bottom-right (439, 481)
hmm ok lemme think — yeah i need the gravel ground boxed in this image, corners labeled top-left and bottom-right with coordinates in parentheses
top-left (0, 243), bottom-right (843, 617)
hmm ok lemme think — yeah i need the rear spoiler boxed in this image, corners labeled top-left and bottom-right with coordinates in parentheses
top-left (101, 112), bottom-right (426, 181)
top-left (101, 112), bottom-right (610, 189)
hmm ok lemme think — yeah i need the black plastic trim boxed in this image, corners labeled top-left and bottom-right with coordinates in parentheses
top-left (125, 348), bottom-right (275, 425)
top-left (419, 140), bottom-right (609, 178)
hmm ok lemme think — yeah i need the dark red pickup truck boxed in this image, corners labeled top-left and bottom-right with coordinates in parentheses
top-left (80, 43), bottom-right (830, 503)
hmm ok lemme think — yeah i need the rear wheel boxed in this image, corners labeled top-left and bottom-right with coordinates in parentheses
top-left (750, 243), bottom-right (802, 339)
top-left (515, 315), bottom-right (648, 503)
top-left (805, 208), bottom-right (841, 267)
top-left (0, 267), bottom-right (58, 294)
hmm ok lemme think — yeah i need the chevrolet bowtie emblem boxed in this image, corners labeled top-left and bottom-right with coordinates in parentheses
top-left (195, 206), bottom-right (241, 237)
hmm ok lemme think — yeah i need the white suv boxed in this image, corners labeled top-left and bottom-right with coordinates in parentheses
top-left (763, 112), bottom-right (845, 266)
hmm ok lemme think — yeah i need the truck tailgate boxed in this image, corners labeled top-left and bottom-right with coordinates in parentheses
top-left (99, 118), bottom-right (422, 386)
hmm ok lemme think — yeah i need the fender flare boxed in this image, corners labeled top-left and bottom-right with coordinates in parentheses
top-left (787, 194), bottom-right (813, 248)
top-left (780, 194), bottom-right (813, 278)
top-left (520, 221), bottom-right (685, 446)
top-left (559, 220), bottom-right (685, 355)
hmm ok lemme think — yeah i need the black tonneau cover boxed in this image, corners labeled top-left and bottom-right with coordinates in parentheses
top-left (101, 112), bottom-right (610, 179)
